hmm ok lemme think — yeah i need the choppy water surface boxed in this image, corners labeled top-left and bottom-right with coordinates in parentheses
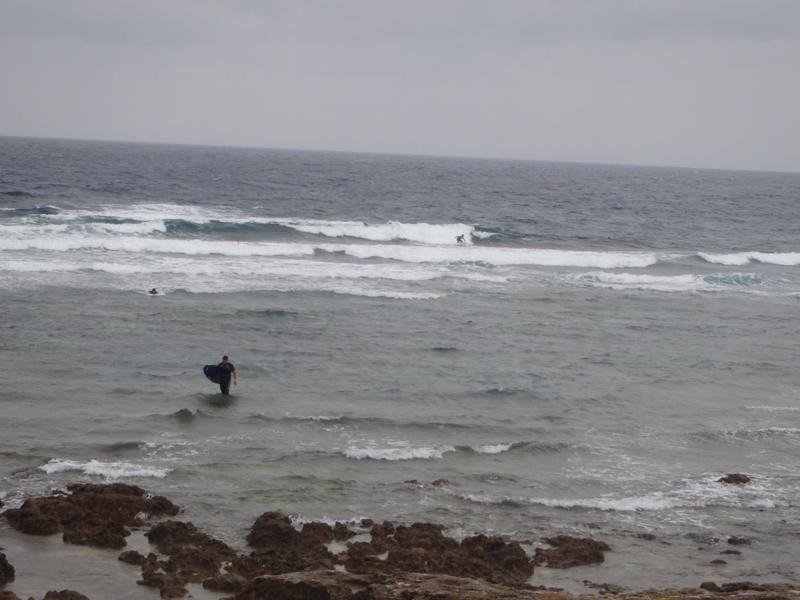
top-left (1, 137), bottom-right (800, 593)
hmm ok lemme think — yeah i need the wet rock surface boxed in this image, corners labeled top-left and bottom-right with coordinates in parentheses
top-left (222, 569), bottom-right (541, 600)
top-left (719, 474), bottom-right (752, 485)
top-left (3, 483), bottom-right (178, 549)
top-left (42, 592), bottom-right (91, 600)
top-left (342, 522), bottom-right (533, 587)
top-left (0, 551), bottom-right (14, 586)
top-left (5, 485), bottom-right (800, 600)
top-left (533, 536), bottom-right (611, 568)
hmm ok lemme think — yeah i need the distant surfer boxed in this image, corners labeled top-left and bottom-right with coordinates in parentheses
top-left (217, 355), bottom-right (237, 395)
top-left (455, 234), bottom-right (465, 244)
top-left (148, 288), bottom-right (158, 295)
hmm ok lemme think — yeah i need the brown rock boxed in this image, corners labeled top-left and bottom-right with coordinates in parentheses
top-left (301, 522), bottom-right (334, 546)
top-left (235, 512), bottom-right (336, 578)
top-left (0, 552), bottom-right (14, 586)
top-left (223, 570), bottom-right (545, 600)
top-left (4, 484), bottom-right (178, 550)
top-left (711, 559), bottom-right (727, 565)
top-left (345, 522), bottom-right (532, 587)
top-left (42, 592), bottom-right (91, 600)
top-left (533, 536), bottom-right (611, 568)
top-left (203, 574), bottom-right (247, 593)
top-left (246, 512), bottom-right (301, 548)
top-left (700, 581), bottom-right (722, 592)
top-left (721, 549), bottom-right (742, 555)
top-left (3, 501), bottom-right (60, 535)
top-left (119, 550), bottom-right (147, 566)
top-left (333, 522), bottom-right (354, 541)
top-left (719, 582), bottom-right (770, 592)
top-left (728, 536), bottom-right (751, 545)
top-left (0, 591), bottom-right (21, 600)
top-left (233, 546), bottom-right (335, 579)
top-left (583, 580), bottom-right (625, 593)
top-left (144, 520), bottom-right (237, 585)
top-left (137, 570), bottom-right (187, 598)
top-left (431, 479), bottom-right (450, 486)
top-left (718, 473), bottom-right (751, 485)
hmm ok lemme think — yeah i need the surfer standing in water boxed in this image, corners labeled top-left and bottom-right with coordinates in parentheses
top-left (218, 355), bottom-right (237, 395)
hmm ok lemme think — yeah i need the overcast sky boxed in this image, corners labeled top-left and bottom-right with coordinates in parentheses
top-left (1, 0), bottom-right (799, 172)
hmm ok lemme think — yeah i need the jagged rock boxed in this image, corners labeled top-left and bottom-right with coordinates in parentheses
top-left (533, 536), bottom-right (610, 568)
top-left (137, 569), bottom-right (187, 598)
top-left (203, 574), bottom-right (247, 593)
top-left (360, 518), bottom-right (374, 528)
top-left (42, 592), bottom-right (91, 600)
top-left (144, 520), bottom-right (237, 585)
top-left (333, 522), bottom-right (353, 541)
top-left (119, 550), bottom-right (147, 566)
top-left (234, 545), bottom-right (335, 579)
top-left (431, 479), bottom-right (450, 486)
top-left (0, 591), bottom-right (21, 600)
top-left (222, 569), bottom-right (544, 600)
top-left (343, 522), bottom-right (533, 587)
top-left (728, 536), bottom-right (751, 545)
top-left (583, 580), bottom-right (625, 593)
top-left (301, 522), bottom-right (334, 546)
top-left (718, 473), bottom-right (751, 485)
top-left (4, 484), bottom-right (178, 549)
top-left (700, 581), bottom-right (774, 593)
top-left (236, 512), bottom-right (336, 578)
top-left (0, 552), bottom-right (14, 586)
top-left (246, 512), bottom-right (302, 548)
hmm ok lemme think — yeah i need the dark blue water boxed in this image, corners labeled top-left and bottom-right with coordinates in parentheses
top-left (2, 136), bottom-right (800, 596)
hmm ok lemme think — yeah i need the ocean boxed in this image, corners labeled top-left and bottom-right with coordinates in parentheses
top-left (1, 136), bottom-right (799, 596)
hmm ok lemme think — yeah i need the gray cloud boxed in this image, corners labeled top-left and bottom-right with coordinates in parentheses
top-left (1, 0), bottom-right (799, 171)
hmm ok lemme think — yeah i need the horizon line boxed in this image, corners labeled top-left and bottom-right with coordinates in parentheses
top-left (1, 133), bottom-right (798, 177)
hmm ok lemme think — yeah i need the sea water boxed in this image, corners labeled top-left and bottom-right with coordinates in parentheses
top-left (1, 136), bottom-right (800, 594)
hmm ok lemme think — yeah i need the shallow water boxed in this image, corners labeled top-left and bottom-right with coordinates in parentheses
top-left (1, 137), bottom-right (800, 594)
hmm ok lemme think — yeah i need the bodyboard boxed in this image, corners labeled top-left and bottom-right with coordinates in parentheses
top-left (203, 364), bottom-right (220, 384)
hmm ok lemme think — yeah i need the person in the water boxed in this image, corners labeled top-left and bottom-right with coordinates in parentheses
top-left (456, 234), bottom-right (465, 244)
top-left (148, 288), bottom-right (158, 295)
top-left (217, 355), bottom-right (237, 395)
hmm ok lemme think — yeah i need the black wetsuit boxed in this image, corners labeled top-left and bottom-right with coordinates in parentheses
top-left (217, 361), bottom-right (236, 394)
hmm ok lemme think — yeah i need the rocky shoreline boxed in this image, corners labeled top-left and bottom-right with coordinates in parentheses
top-left (1, 481), bottom-right (797, 600)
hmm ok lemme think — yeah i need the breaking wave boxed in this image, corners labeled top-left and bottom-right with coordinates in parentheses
top-left (342, 444), bottom-right (456, 461)
top-left (698, 252), bottom-right (800, 267)
top-left (38, 458), bottom-right (171, 479)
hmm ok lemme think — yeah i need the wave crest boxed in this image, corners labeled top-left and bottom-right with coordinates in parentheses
top-left (38, 458), bottom-right (170, 479)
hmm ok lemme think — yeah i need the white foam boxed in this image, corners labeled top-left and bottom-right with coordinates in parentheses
top-left (343, 444), bottom-right (455, 461)
top-left (699, 252), bottom-right (800, 266)
top-left (460, 475), bottom-right (781, 512)
top-left (475, 443), bottom-right (513, 454)
top-left (8, 203), bottom-right (477, 245)
top-left (568, 271), bottom-right (703, 292)
top-left (746, 405), bottom-right (800, 412)
top-left (0, 235), bottom-right (316, 257)
top-left (274, 218), bottom-right (475, 245)
top-left (39, 459), bottom-right (170, 479)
